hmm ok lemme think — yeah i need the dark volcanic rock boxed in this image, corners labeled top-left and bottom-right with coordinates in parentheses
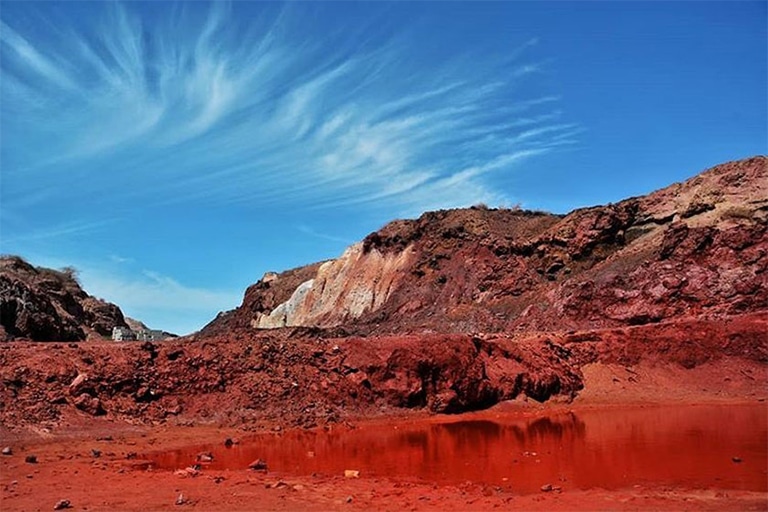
top-left (0, 257), bottom-right (128, 341)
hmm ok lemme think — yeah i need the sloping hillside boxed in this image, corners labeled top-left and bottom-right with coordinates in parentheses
top-left (202, 156), bottom-right (767, 336)
top-left (0, 256), bottom-right (128, 341)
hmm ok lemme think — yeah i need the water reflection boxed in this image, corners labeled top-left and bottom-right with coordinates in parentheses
top-left (146, 404), bottom-right (767, 494)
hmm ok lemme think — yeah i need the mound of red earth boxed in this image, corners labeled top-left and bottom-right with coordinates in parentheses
top-left (0, 256), bottom-right (128, 342)
top-left (1, 313), bottom-right (765, 429)
top-left (203, 156), bottom-right (767, 336)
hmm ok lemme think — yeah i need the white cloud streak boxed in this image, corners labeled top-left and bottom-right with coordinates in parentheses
top-left (1, 2), bottom-right (578, 217)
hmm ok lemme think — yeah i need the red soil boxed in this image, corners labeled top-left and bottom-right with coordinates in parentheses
top-left (2, 350), bottom-right (766, 511)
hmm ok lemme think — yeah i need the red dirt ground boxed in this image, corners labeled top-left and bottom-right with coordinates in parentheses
top-left (2, 359), bottom-right (766, 512)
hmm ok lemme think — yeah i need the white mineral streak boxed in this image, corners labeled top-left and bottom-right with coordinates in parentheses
top-left (255, 243), bottom-right (412, 328)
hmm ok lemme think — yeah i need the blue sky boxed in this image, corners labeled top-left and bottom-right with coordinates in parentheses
top-left (1, 1), bottom-right (765, 334)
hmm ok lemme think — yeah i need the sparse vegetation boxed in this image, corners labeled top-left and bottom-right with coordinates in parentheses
top-left (59, 266), bottom-right (80, 283)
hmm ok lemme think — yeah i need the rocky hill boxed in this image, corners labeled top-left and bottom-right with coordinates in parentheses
top-left (0, 256), bottom-right (128, 341)
top-left (0, 157), bottom-right (766, 430)
top-left (202, 156), bottom-right (767, 337)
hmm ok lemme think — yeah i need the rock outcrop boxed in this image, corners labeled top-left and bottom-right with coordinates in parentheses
top-left (0, 256), bottom-right (128, 341)
top-left (202, 156), bottom-right (768, 336)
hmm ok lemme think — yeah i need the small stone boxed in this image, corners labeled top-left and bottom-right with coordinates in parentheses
top-left (2, 446), bottom-right (11, 456)
top-left (224, 438), bottom-right (233, 447)
top-left (25, 455), bottom-right (37, 464)
top-left (177, 466), bottom-right (200, 477)
top-left (74, 393), bottom-right (104, 416)
top-left (175, 493), bottom-right (186, 505)
top-left (196, 452), bottom-right (214, 463)
top-left (53, 499), bottom-right (71, 510)
top-left (68, 373), bottom-right (88, 396)
top-left (540, 484), bottom-right (553, 492)
top-left (344, 469), bottom-right (360, 478)
top-left (732, 456), bottom-right (742, 463)
top-left (345, 496), bottom-right (354, 503)
top-left (91, 449), bottom-right (101, 458)
top-left (248, 458), bottom-right (268, 471)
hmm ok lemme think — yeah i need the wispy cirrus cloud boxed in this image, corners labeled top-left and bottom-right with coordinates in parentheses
top-left (0, 218), bottom-right (113, 245)
top-left (1, 2), bottom-right (578, 217)
top-left (0, 2), bottom-right (580, 334)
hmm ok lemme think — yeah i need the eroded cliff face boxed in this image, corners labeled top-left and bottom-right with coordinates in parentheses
top-left (202, 156), bottom-right (767, 336)
top-left (253, 242), bottom-right (415, 328)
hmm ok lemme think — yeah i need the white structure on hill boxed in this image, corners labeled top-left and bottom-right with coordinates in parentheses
top-left (112, 326), bottom-right (166, 342)
top-left (112, 326), bottom-right (135, 341)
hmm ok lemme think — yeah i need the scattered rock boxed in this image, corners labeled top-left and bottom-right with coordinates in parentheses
top-left (2, 446), bottom-right (12, 456)
top-left (25, 455), bottom-right (37, 464)
top-left (248, 458), bottom-right (268, 471)
top-left (344, 469), bottom-right (360, 478)
top-left (53, 499), bottom-right (71, 510)
top-left (68, 373), bottom-right (89, 396)
top-left (196, 451), bottom-right (214, 463)
top-left (73, 393), bottom-right (105, 416)
top-left (174, 467), bottom-right (200, 478)
top-left (124, 460), bottom-right (153, 471)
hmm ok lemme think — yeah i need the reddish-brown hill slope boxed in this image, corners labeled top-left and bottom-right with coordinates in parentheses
top-left (1, 157), bottom-right (766, 429)
top-left (202, 156), bottom-right (767, 337)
